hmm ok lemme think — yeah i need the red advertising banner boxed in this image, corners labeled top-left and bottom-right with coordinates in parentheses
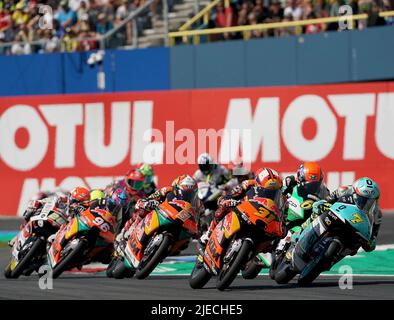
top-left (1, 81), bottom-right (394, 216)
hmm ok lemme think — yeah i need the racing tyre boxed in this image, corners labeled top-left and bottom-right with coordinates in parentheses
top-left (274, 259), bottom-right (297, 284)
top-left (241, 258), bottom-right (263, 279)
top-left (10, 238), bottom-right (44, 279)
top-left (297, 239), bottom-right (341, 286)
top-left (189, 259), bottom-right (212, 289)
top-left (4, 263), bottom-right (12, 279)
top-left (135, 234), bottom-right (172, 279)
top-left (216, 240), bottom-right (253, 291)
top-left (52, 240), bottom-right (87, 279)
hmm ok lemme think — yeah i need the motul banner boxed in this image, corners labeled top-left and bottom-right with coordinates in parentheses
top-left (1, 81), bottom-right (394, 216)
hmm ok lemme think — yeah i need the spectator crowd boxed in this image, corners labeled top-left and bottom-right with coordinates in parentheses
top-left (209, 0), bottom-right (394, 40)
top-left (0, 0), bottom-right (393, 54)
top-left (0, 0), bottom-right (164, 54)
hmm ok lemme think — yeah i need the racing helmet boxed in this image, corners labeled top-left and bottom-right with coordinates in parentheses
top-left (125, 169), bottom-right (144, 192)
top-left (69, 186), bottom-right (90, 206)
top-left (197, 153), bottom-right (217, 175)
top-left (255, 168), bottom-right (283, 207)
top-left (229, 159), bottom-right (251, 182)
top-left (172, 174), bottom-right (198, 204)
top-left (353, 177), bottom-right (380, 213)
top-left (139, 163), bottom-right (154, 185)
top-left (297, 162), bottom-right (325, 196)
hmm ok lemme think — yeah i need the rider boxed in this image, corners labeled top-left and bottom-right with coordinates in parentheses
top-left (275, 162), bottom-right (330, 252)
top-left (281, 162), bottom-right (329, 199)
top-left (9, 187), bottom-right (90, 247)
top-left (118, 174), bottom-right (203, 242)
top-left (107, 168), bottom-right (150, 234)
top-left (23, 186), bottom-right (90, 223)
top-left (200, 167), bottom-right (284, 245)
top-left (193, 153), bottom-right (230, 188)
top-left (309, 177), bottom-right (382, 252)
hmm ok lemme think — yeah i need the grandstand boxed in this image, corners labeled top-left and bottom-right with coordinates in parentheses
top-left (0, 0), bottom-right (393, 54)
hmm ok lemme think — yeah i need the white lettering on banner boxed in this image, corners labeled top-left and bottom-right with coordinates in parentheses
top-left (376, 93), bottom-right (394, 159)
top-left (219, 98), bottom-right (280, 163)
top-left (84, 102), bottom-right (131, 167)
top-left (329, 94), bottom-right (375, 160)
top-left (1, 92), bottom-right (394, 174)
top-left (131, 101), bottom-right (164, 164)
top-left (282, 95), bottom-right (337, 161)
top-left (40, 104), bottom-right (83, 168)
top-left (0, 105), bottom-right (49, 171)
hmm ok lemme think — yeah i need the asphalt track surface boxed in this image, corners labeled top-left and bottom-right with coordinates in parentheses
top-left (1, 214), bottom-right (394, 300)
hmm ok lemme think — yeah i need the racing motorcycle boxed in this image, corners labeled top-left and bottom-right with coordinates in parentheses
top-left (189, 187), bottom-right (283, 291)
top-left (4, 199), bottom-right (68, 279)
top-left (197, 181), bottom-right (223, 235)
top-left (274, 199), bottom-right (373, 285)
top-left (242, 185), bottom-right (319, 280)
top-left (47, 205), bottom-right (115, 279)
top-left (106, 198), bottom-right (198, 279)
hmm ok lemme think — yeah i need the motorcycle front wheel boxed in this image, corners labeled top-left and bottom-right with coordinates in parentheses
top-left (216, 240), bottom-right (253, 291)
top-left (241, 257), bottom-right (263, 279)
top-left (10, 237), bottom-right (45, 279)
top-left (189, 258), bottom-right (211, 289)
top-left (297, 239), bottom-right (341, 286)
top-left (135, 234), bottom-right (172, 279)
top-left (51, 239), bottom-right (87, 279)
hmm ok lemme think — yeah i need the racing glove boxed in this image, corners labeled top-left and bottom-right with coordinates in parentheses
top-left (135, 199), bottom-right (160, 211)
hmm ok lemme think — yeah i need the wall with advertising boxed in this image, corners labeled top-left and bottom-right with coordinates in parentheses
top-left (0, 81), bottom-right (393, 215)
top-left (1, 26), bottom-right (394, 96)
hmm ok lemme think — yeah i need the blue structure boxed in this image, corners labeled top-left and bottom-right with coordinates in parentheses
top-left (0, 26), bottom-right (393, 96)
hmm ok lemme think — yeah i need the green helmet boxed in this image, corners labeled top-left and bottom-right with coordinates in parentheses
top-left (90, 189), bottom-right (106, 201)
top-left (139, 164), bottom-right (154, 184)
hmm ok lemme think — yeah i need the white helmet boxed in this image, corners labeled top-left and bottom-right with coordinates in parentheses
top-left (197, 153), bottom-right (216, 175)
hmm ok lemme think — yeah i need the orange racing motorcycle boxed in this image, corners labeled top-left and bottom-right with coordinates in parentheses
top-left (47, 204), bottom-right (115, 278)
top-left (189, 187), bottom-right (283, 291)
top-left (107, 197), bottom-right (198, 279)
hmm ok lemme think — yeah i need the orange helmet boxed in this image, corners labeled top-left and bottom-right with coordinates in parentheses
top-left (296, 162), bottom-right (325, 196)
top-left (255, 168), bottom-right (282, 190)
top-left (69, 186), bottom-right (90, 206)
top-left (297, 162), bottom-right (323, 184)
top-left (125, 169), bottom-right (144, 192)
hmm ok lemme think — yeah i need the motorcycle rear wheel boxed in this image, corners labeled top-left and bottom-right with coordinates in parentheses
top-left (216, 240), bottom-right (253, 291)
top-left (135, 234), bottom-right (172, 279)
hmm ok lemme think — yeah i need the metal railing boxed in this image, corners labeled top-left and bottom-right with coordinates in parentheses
top-left (169, 8), bottom-right (394, 46)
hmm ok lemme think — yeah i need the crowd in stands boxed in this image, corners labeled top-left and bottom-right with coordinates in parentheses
top-left (209, 0), bottom-right (394, 39)
top-left (0, 0), bottom-right (393, 54)
top-left (0, 0), bottom-right (166, 54)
